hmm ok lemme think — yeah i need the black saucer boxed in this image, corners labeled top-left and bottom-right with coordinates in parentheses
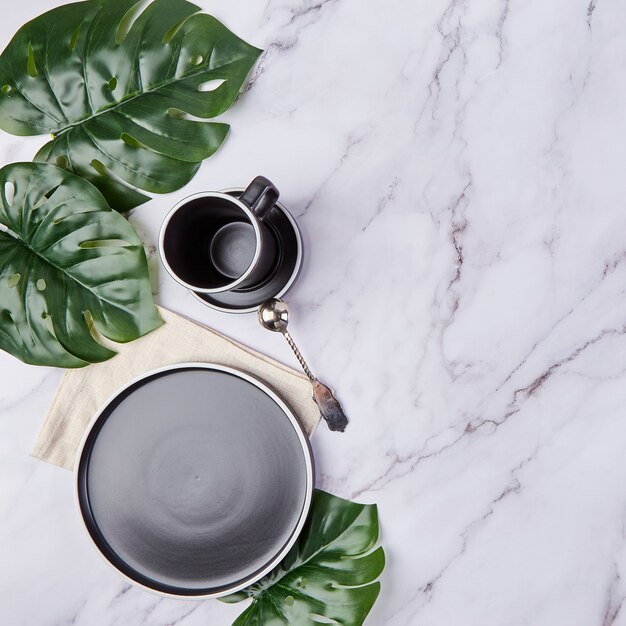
top-left (192, 190), bottom-right (302, 313)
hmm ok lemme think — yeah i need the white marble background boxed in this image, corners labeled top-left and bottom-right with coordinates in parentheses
top-left (1, 0), bottom-right (626, 623)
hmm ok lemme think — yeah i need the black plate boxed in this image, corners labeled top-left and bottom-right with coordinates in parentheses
top-left (192, 191), bottom-right (302, 313)
top-left (76, 364), bottom-right (313, 597)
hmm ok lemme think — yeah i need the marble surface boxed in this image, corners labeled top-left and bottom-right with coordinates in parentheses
top-left (1, 0), bottom-right (626, 623)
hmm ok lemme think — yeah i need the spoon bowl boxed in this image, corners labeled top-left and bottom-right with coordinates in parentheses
top-left (258, 299), bottom-right (289, 333)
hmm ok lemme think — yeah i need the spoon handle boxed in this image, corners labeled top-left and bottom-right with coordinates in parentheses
top-left (281, 331), bottom-right (348, 432)
top-left (311, 379), bottom-right (349, 433)
top-left (282, 330), bottom-right (315, 381)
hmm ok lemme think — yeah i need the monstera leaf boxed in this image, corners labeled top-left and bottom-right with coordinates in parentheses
top-left (223, 490), bottom-right (385, 626)
top-left (0, 0), bottom-right (261, 211)
top-left (0, 162), bottom-right (161, 367)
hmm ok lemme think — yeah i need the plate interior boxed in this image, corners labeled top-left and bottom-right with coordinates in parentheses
top-left (78, 367), bottom-right (310, 596)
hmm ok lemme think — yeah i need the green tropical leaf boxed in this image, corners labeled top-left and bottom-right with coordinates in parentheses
top-left (223, 490), bottom-right (385, 626)
top-left (0, 162), bottom-right (161, 367)
top-left (0, 0), bottom-right (261, 211)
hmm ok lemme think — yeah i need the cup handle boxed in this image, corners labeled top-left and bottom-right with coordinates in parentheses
top-left (239, 176), bottom-right (279, 220)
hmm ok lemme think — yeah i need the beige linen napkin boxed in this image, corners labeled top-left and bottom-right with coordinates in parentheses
top-left (31, 306), bottom-right (319, 470)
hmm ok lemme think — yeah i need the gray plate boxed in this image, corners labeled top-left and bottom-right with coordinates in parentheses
top-left (76, 364), bottom-right (313, 598)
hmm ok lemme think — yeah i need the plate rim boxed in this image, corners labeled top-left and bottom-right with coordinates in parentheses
top-left (74, 362), bottom-right (314, 599)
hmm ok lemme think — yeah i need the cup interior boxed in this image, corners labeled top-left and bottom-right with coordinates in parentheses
top-left (210, 222), bottom-right (257, 279)
top-left (161, 196), bottom-right (258, 291)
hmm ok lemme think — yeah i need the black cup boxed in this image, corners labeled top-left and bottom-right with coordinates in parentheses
top-left (159, 177), bottom-right (280, 293)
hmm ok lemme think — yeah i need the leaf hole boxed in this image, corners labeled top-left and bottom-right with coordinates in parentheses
top-left (43, 314), bottom-right (55, 336)
top-left (36, 278), bottom-right (46, 291)
top-left (284, 595), bottom-right (295, 606)
top-left (4, 181), bottom-right (15, 206)
top-left (83, 310), bottom-right (102, 343)
top-left (69, 24), bottom-right (81, 51)
top-left (8, 273), bottom-right (21, 288)
top-left (161, 16), bottom-right (191, 44)
top-left (115, 0), bottom-right (150, 44)
top-left (32, 194), bottom-right (50, 210)
top-left (32, 185), bottom-right (61, 211)
top-left (55, 155), bottom-right (69, 169)
top-left (198, 79), bottom-right (226, 93)
top-left (108, 76), bottom-right (118, 90)
top-left (79, 239), bottom-right (132, 249)
top-left (167, 107), bottom-right (186, 120)
top-left (44, 184), bottom-right (61, 200)
top-left (120, 132), bottom-right (145, 149)
top-left (90, 159), bottom-right (107, 176)
top-left (31, 186), bottom-right (59, 211)
top-left (309, 615), bottom-right (339, 625)
top-left (2, 84), bottom-right (11, 94)
top-left (191, 54), bottom-right (204, 66)
top-left (27, 42), bottom-right (38, 78)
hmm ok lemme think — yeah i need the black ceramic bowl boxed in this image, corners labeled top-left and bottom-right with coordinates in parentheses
top-left (75, 363), bottom-right (313, 598)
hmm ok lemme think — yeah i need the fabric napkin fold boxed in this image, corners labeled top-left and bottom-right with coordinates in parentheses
top-left (31, 306), bottom-right (319, 471)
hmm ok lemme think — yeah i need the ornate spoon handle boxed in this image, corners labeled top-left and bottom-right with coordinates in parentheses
top-left (310, 379), bottom-right (348, 433)
top-left (280, 330), bottom-right (348, 432)
top-left (282, 330), bottom-right (314, 381)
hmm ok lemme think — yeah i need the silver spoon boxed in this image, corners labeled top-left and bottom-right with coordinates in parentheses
top-left (258, 298), bottom-right (348, 432)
